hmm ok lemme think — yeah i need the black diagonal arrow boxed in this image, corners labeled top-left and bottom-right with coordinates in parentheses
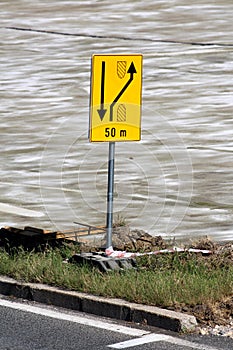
top-left (109, 62), bottom-right (137, 121)
top-left (97, 61), bottom-right (107, 121)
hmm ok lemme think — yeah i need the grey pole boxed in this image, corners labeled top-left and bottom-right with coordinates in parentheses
top-left (106, 141), bottom-right (115, 248)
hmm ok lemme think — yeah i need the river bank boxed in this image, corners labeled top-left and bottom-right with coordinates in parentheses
top-left (0, 225), bottom-right (232, 334)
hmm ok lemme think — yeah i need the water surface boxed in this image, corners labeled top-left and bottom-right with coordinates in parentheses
top-left (1, 0), bottom-right (233, 242)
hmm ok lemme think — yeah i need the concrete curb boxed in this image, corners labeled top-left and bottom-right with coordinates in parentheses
top-left (0, 275), bottom-right (197, 333)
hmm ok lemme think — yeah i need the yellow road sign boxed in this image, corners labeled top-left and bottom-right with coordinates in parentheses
top-left (89, 54), bottom-right (143, 142)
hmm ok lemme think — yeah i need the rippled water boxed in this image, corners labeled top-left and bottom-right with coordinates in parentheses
top-left (1, 1), bottom-right (233, 242)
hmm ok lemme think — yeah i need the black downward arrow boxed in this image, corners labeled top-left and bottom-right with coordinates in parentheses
top-left (97, 61), bottom-right (107, 121)
top-left (110, 62), bottom-right (137, 121)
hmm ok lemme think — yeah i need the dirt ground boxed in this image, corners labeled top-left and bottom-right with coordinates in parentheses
top-left (171, 239), bottom-right (233, 327)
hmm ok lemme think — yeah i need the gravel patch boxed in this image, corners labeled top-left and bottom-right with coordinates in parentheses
top-left (198, 318), bottom-right (233, 338)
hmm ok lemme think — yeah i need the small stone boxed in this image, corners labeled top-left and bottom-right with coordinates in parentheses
top-left (200, 328), bottom-right (209, 335)
top-left (224, 331), bottom-right (233, 338)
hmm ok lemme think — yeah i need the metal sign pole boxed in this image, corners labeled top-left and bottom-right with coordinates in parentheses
top-left (106, 141), bottom-right (115, 248)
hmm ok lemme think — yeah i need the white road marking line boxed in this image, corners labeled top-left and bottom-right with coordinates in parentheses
top-left (109, 334), bottom-right (222, 350)
top-left (165, 336), bottom-right (222, 350)
top-left (0, 299), bottom-right (223, 350)
top-left (0, 203), bottom-right (44, 217)
top-left (0, 299), bottom-right (149, 337)
top-left (108, 334), bottom-right (170, 348)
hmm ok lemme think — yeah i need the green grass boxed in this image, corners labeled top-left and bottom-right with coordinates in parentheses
top-left (0, 245), bottom-right (232, 309)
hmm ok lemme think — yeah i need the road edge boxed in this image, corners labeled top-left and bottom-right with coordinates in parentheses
top-left (0, 275), bottom-right (197, 333)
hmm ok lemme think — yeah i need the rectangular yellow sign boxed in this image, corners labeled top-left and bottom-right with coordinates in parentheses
top-left (89, 54), bottom-right (143, 142)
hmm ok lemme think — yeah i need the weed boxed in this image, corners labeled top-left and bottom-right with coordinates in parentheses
top-left (0, 245), bottom-right (232, 313)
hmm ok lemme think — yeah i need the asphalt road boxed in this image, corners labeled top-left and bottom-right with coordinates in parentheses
top-left (0, 296), bottom-right (232, 350)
